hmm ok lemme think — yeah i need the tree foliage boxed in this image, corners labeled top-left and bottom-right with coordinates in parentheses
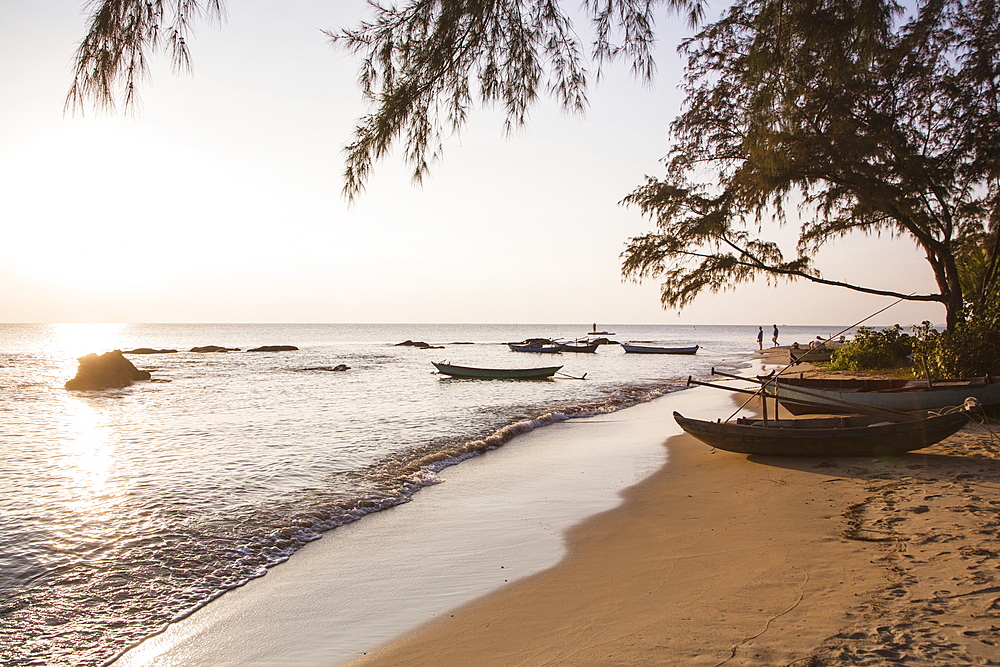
top-left (67, 0), bottom-right (225, 112)
top-left (327, 0), bottom-right (703, 198)
top-left (67, 0), bottom-right (703, 193)
top-left (620, 0), bottom-right (1000, 329)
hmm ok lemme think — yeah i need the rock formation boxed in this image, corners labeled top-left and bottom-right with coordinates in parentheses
top-left (65, 350), bottom-right (151, 390)
top-left (247, 345), bottom-right (299, 352)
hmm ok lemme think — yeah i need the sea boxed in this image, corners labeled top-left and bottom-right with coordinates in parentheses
top-left (0, 322), bottom-right (844, 666)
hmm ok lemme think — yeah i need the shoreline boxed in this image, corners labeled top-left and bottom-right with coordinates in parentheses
top-left (111, 355), bottom-right (1000, 666)
top-left (347, 359), bottom-right (1000, 666)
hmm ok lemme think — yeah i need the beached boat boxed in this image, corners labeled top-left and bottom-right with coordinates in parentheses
top-left (622, 343), bottom-right (699, 355)
top-left (789, 347), bottom-right (834, 363)
top-left (761, 375), bottom-right (1000, 415)
top-left (432, 362), bottom-right (562, 379)
top-left (560, 341), bottom-right (600, 353)
top-left (672, 411), bottom-right (969, 457)
top-left (508, 342), bottom-right (564, 353)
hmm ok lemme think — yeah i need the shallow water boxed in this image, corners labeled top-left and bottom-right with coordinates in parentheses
top-left (0, 322), bottom-right (840, 665)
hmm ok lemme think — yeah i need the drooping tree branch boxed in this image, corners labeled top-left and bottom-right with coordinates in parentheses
top-left (66, 0), bottom-right (225, 113)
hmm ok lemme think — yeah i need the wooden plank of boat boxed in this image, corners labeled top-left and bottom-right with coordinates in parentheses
top-left (622, 343), bottom-right (699, 355)
top-left (432, 362), bottom-right (562, 379)
top-left (762, 375), bottom-right (1000, 415)
top-left (673, 411), bottom-right (969, 457)
top-left (507, 342), bottom-right (564, 353)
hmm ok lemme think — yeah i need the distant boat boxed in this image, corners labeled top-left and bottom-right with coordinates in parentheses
top-left (508, 342), bottom-right (564, 353)
top-left (622, 343), bottom-right (699, 355)
top-left (761, 375), bottom-right (1000, 415)
top-left (560, 341), bottom-right (600, 353)
top-left (673, 410), bottom-right (969, 457)
top-left (589, 324), bottom-right (614, 335)
top-left (432, 362), bottom-right (561, 380)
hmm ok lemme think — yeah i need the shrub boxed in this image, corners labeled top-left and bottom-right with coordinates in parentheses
top-left (910, 302), bottom-right (1000, 377)
top-left (827, 325), bottom-right (914, 372)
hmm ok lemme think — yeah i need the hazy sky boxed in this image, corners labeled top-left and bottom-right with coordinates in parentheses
top-left (0, 1), bottom-right (944, 326)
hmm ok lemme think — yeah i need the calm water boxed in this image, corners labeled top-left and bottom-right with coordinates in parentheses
top-left (0, 322), bottom-right (842, 666)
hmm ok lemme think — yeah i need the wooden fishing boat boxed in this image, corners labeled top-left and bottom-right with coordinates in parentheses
top-left (432, 362), bottom-right (562, 379)
top-left (673, 411), bottom-right (968, 457)
top-left (761, 375), bottom-right (1000, 415)
top-left (560, 341), bottom-right (600, 353)
top-left (508, 342), bottom-right (564, 353)
top-left (622, 343), bottom-right (699, 355)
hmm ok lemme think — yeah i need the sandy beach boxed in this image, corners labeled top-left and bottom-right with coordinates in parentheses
top-left (349, 354), bottom-right (1000, 667)
top-left (112, 353), bottom-right (1000, 666)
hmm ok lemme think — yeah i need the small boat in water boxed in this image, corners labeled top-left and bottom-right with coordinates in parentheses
top-left (672, 411), bottom-right (968, 457)
top-left (508, 342), bottom-right (564, 353)
top-left (622, 343), bottom-right (699, 355)
top-left (432, 362), bottom-right (562, 379)
top-left (560, 341), bottom-right (600, 353)
top-left (761, 375), bottom-right (1000, 415)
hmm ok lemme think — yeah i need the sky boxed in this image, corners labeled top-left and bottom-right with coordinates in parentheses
top-left (0, 1), bottom-right (945, 326)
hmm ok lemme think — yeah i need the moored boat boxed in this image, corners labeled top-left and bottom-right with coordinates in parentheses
top-left (673, 410), bottom-right (969, 457)
top-left (622, 343), bottom-right (699, 355)
top-left (761, 375), bottom-right (1000, 415)
top-left (508, 342), bottom-right (564, 353)
top-left (560, 341), bottom-right (600, 353)
top-left (432, 362), bottom-right (562, 379)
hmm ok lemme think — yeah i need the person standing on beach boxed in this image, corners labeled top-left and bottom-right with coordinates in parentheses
top-left (757, 326), bottom-right (763, 350)
top-left (772, 325), bottom-right (779, 347)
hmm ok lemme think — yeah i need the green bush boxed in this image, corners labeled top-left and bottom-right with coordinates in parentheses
top-left (911, 303), bottom-right (1000, 377)
top-left (827, 325), bottom-right (914, 372)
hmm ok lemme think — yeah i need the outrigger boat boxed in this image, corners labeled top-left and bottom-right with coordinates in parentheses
top-left (760, 375), bottom-right (1000, 415)
top-left (673, 410), bottom-right (969, 457)
top-left (621, 343), bottom-right (699, 355)
top-left (677, 369), bottom-right (972, 456)
top-left (432, 362), bottom-right (562, 379)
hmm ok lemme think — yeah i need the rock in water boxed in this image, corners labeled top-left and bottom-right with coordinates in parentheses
top-left (65, 350), bottom-right (152, 390)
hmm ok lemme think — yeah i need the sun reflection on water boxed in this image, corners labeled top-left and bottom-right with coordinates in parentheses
top-left (58, 395), bottom-right (117, 512)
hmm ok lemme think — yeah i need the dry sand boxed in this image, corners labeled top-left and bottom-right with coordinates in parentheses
top-left (348, 358), bottom-right (1000, 666)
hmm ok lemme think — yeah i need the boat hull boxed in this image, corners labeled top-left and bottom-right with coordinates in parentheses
top-left (763, 376), bottom-right (1000, 415)
top-left (622, 344), bottom-right (699, 355)
top-left (673, 411), bottom-right (968, 457)
top-left (432, 362), bottom-right (561, 379)
top-left (561, 342), bottom-right (600, 353)
top-left (507, 343), bottom-right (564, 353)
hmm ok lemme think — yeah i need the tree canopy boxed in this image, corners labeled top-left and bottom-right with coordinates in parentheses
top-left (67, 0), bottom-right (999, 330)
top-left (621, 0), bottom-right (1000, 329)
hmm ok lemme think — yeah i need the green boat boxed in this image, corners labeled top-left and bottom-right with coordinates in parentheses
top-left (432, 362), bottom-right (561, 379)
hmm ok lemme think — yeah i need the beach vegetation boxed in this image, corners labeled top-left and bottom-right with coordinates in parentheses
top-left (827, 325), bottom-right (914, 372)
